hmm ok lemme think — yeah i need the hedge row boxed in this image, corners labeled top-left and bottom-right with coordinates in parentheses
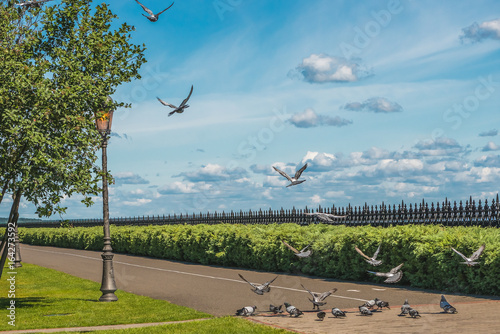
top-left (19, 224), bottom-right (500, 296)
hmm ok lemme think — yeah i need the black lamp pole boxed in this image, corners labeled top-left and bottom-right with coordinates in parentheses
top-left (96, 98), bottom-right (118, 302)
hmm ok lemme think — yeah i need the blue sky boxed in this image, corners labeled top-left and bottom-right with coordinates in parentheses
top-left (6, 0), bottom-right (500, 219)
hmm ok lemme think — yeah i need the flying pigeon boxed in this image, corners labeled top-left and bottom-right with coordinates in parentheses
top-left (284, 302), bottom-right (303, 317)
top-left (15, 0), bottom-right (53, 7)
top-left (135, 0), bottom-right (174, 22)
top-left (282, 241), bottom-right (311, 258)
top-left (238, 273), bottom-right (278, 295)
top-left (157, 85), bottom-right (193, 116)
top-left (269, 304), bottom-right (283, 314)
top-left (399, 299), bottom-right (411, 316)
top-left (367, 263), bottom-right (404, 283)
top-left (235, 305), bottom-right (257, 316)
top-left (451, 244), bottom-right (485, 266)
top-left (375, 298), bottom-right (390, 310)
top-left (331, 307), bottom-right (346, 318)
top-left (301, 284), bottom-right (337, 310)
top-left (440, 295), bottom-right (457, 314)
top-left (272, 163), bottom-right (307, 187)
top-left (359, 305), bottom-right (373, 316)
top-left (409, 308), bottom-right (421, 318)
top-left (316, 311), bottom-right (326, 321)
top-left (304, 212), bottom-right (347, 222)
top-left (355, 244), bottom-right (383, 266)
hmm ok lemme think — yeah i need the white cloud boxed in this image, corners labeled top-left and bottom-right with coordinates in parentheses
top-left (343, 97), bottom-right (403, 113)
top-left (288, 108), bottom-right (352, 128)
top-left (291, 54), bottom-right (371, 83)
top-left (122, 198), bottom-right (152, 206)
top-left (461, 18), bottom-right (500, 42)
top-left (482, 141), bottom-right (500, 151)
top-left (114, 172), bottom-right (149, 185)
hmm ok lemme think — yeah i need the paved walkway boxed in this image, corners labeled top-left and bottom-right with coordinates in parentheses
top-left (17, 244), bottom-right (500, 333)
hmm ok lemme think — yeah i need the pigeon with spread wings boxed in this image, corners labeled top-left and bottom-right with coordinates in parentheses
top-left (301, 284), bottom-right (337, 310)
top-left (282, 241), bottom-right (311, 258)
top-left (355, 244), bottom-right (383, 266)
top-left (157, 85), bottom-right (194, 117)
top-left (15, 0), bottom-right (53, 7)
top-left (135, 0), bottom-right (174, 22)
top-left (451, 244), bottom-right (485, 266)
top-left (367, 263), bottom-right (404, 283)
top-left (272, 163), bottom-right (307, 187)
top-left (304, 212), bottom-right (347, 222)
top-left (238, 274), bottom-right (278, 295)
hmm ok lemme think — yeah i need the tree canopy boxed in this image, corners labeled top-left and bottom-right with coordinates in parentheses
top-left (0, 0), bottom-right (146, 217)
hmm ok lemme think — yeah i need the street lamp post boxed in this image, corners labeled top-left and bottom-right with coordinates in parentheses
top-left (96, 97), bottom-right (118, 302)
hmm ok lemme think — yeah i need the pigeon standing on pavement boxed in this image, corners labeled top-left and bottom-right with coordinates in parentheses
top-left (331, 307), bottom-right (347, 318)
top-left (367, 263), bottom-right (404, 283)
top-left (238, 274), bottom-right (278, 295)
top-left (359, 305), bottom-right (373, 316)
top-left (409, 308), bottom-right (421, 318)
top-left (157, 85), bottom-right (194, 117)
top-left (362, 299), bottom-right (376, 309)
top-left (355, 244), bottom-right (383, 266)
top-left (399, 299), bottom-right (411, 316)
top-left (134, 0), bottom-right (174, 22)
top-left (235, 305), bottom-right (257, 316)
top-left (282, 241), bottom-right (311, 258)
top-left (284, 302), bottom-right (303, 317)
top-left (451, 244), bottom-right (485, 266)
top-left (375, 298), bottom-right (390, 310)
top-left (269, 304), bottom-right (283, 314)
top-left (301, 284), bottom-right (337, 310)
top-left (440, 295), bottom-right (457, 314)
top-left (272, 163), bottom-right (307, 187)
top-left (316, 311), bottom-right (326, 321)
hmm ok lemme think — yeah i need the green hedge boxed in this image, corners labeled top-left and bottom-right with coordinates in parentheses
top-left (19, 224), bottom-right (500, 296)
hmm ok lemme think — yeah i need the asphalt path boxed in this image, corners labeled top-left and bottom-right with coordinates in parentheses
top-left (20, 244), bottom-right (500, 333)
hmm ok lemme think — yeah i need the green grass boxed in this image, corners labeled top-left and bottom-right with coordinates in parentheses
top-left (0, 263), bottom-right (291, 333)
top-left (0, 263), bottom-right (210, 331)
top-left (51, 317), bottom-right (291, 333)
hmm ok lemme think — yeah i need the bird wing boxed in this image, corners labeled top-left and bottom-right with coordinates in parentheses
top-left (238, 274), bottom-right (257, 289)
top-left (324, 213), bottom-right (347, 219)
top-left (262, 275), bottom-right (278, 288)
top-left (157, 97), bottom-right (177, 108)
top-left (300, 284), bottom-right (317, 299)
top-left (299, 244), bottom-right (310, 253)
top-left (318, 288), bottom-right (337, 301)
top-left (156, 1), bottom-right (174, 16)
top-left (179, 85), bottom-right (194, 107)
top-left (451, 247), bottom-right (469, 262)
top-left (389, 263), bottom-right (404, 274)
top-left (470, 244), bottom-right (485, 261)
top-left (282, 240), bottom-right (299, 254)
top-left (135, 0), bottom-right (154, 15)
top-left (273, 166), bottom-right (292, 182)
top-left (384, 270), bottom-right (403, 283)
top-left (294, 163), bottom-right (308, 179)
top-left (372, 244), bottom-right (381, 259)
top-left (354, 246), bottom-right (372, 261)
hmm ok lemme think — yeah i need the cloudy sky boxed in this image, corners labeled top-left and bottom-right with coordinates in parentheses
top-left (6, 0), bottom-right (500, 219)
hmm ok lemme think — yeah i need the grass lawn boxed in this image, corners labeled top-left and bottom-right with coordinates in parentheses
top-left (0, 263), bottom-right (290, 333)
top-left (51, 317), bottom-right (291, 334)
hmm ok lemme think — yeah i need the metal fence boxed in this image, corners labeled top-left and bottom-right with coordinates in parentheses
top-left (17, 195), bottom-right (500, 228)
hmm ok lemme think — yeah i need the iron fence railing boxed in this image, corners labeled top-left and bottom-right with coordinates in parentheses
top-left (17, 195), bottom-right (500, 228)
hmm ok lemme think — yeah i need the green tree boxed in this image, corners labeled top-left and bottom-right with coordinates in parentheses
top-left (0, 0), bottom-right (146, 217)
